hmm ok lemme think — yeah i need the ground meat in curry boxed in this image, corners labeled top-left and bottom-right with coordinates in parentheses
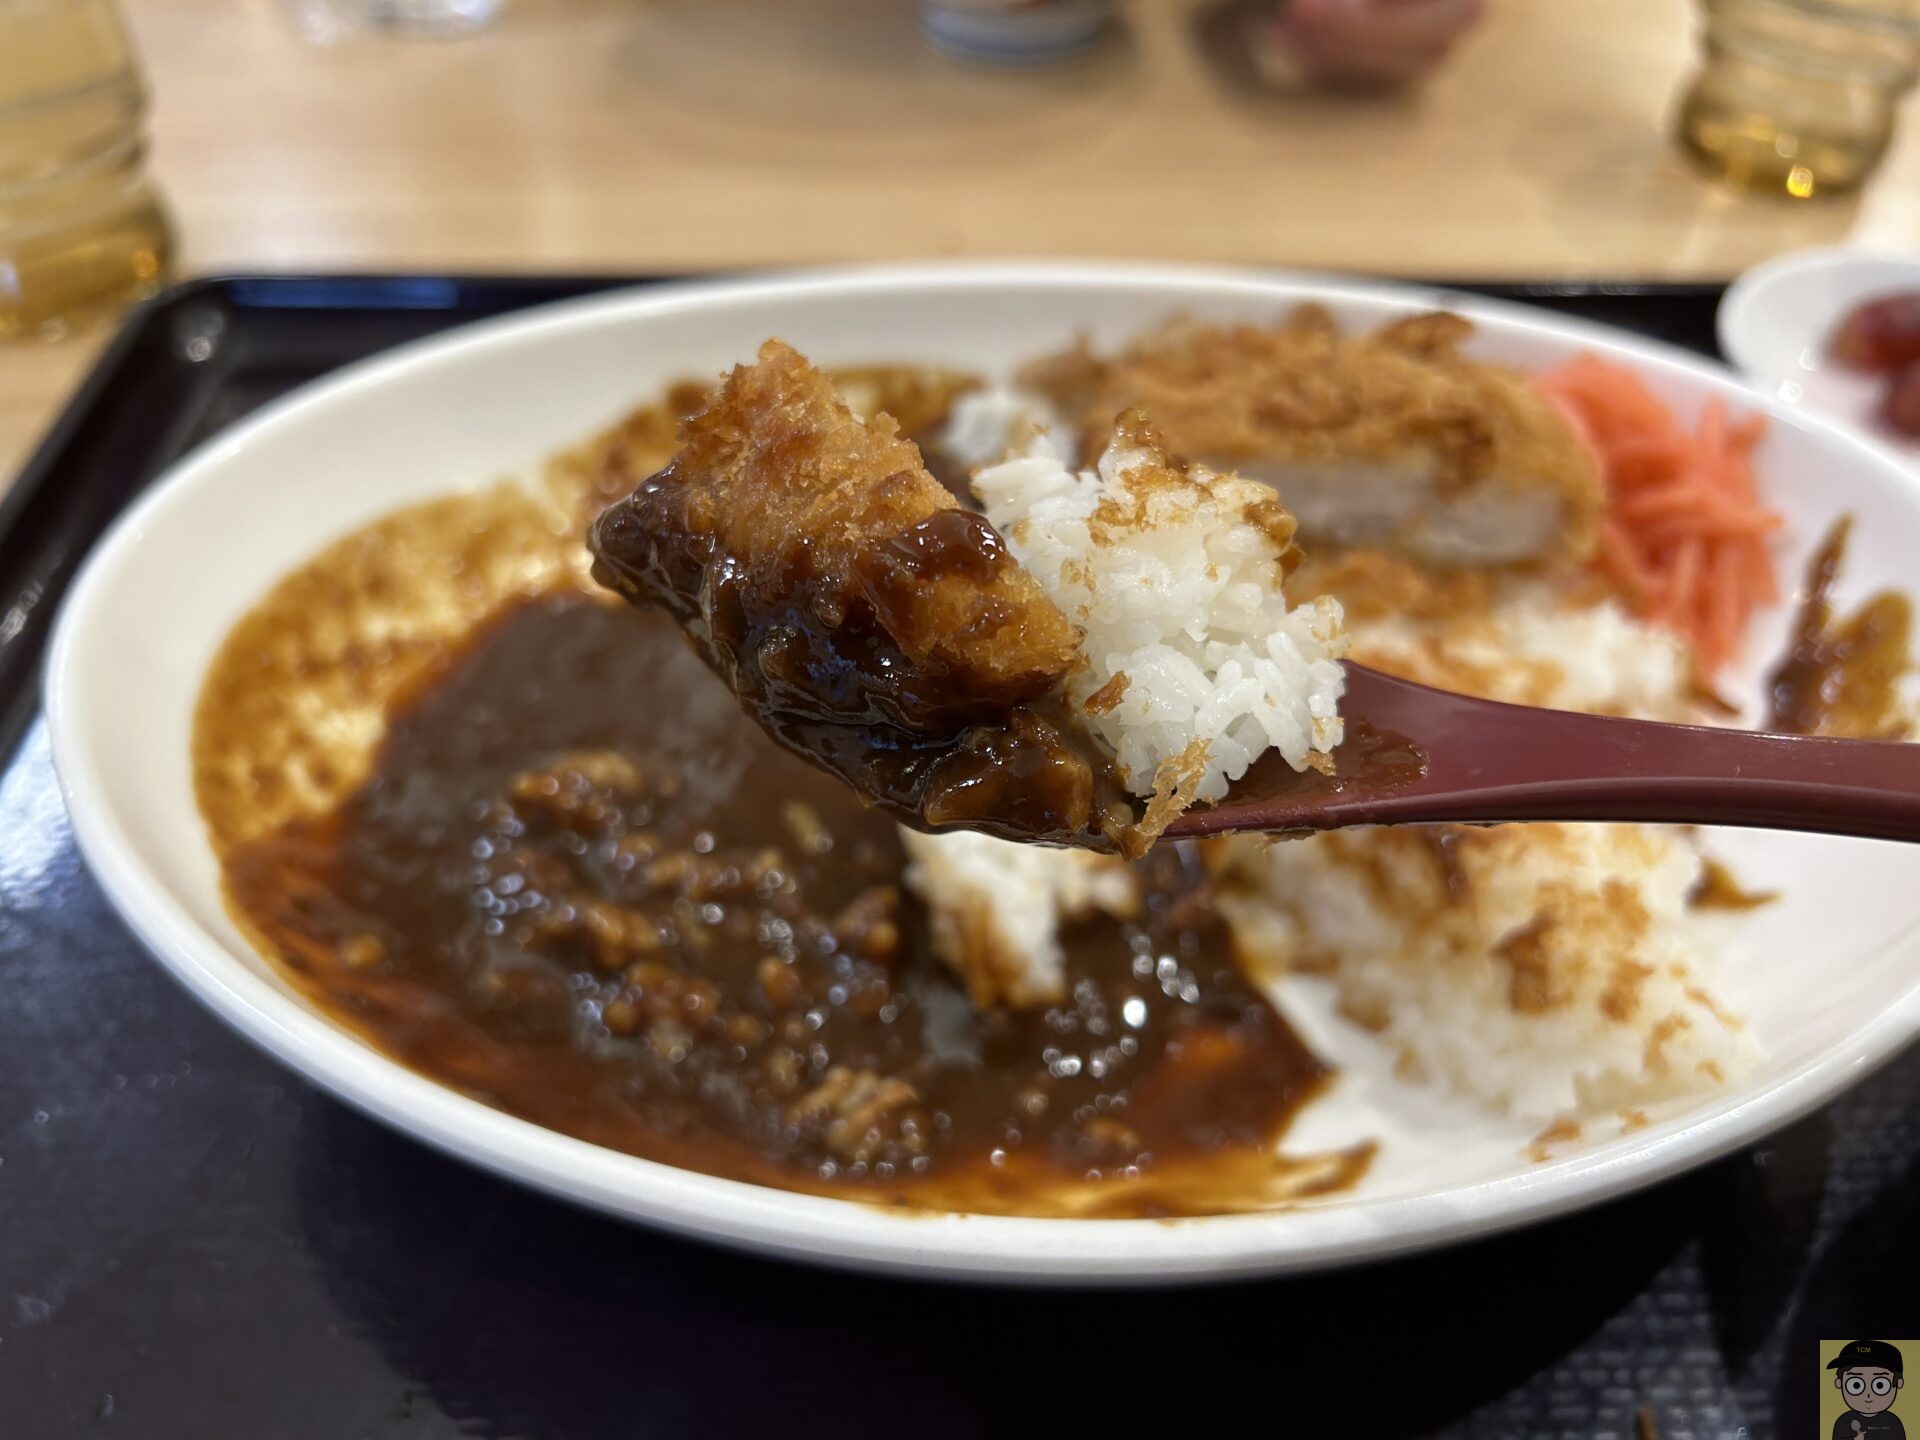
top-left (212, 593), bottom-right (1366, 1217)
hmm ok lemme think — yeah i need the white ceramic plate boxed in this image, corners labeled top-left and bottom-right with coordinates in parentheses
top-left (1719, 245), bottom-right (1920, 457)
top-left (45, 262), bottom-right (1920, 1283)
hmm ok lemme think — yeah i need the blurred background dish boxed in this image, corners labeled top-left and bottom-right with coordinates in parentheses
top-left (1720, 245), bottom-right (1920, 449)
top-left (281, 0), bottom-right (502, 45)
top-left (1248, 0), bottom-right (1488, 89)
top-left (918, 0), bottom-right (1119, 64)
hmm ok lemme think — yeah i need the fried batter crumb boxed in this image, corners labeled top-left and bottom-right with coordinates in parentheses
top-left (589, 341), bottom-right (1144, 851)
top-left (1023, 311), bottom-right (1601, 568)
top-left (593, 339), bottom-right (1079, 702)
top-left (1082, 672), bottom-right (1131, 715)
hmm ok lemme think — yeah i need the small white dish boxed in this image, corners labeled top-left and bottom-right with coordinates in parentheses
top-left (918, 0), bottom-right (1115, 64)
top-left (44, 262), bottom-right (1920, 1283)
top-left (1719, 245), bottom-right (1920, 456)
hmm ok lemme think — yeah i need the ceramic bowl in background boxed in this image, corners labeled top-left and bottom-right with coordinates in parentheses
top-left (1719, 246), bottom-right (1920, 456)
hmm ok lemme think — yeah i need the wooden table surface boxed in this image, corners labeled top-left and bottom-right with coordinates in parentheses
top-left (6, 0), bottom-right (1920, 483)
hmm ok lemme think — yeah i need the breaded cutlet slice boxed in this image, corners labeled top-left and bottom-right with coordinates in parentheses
top-left (1020, 308), bottom-right (1602, 569)
top-left (590, 342), bottom-right (1137, 852)
top-left (590, 339), bottom-right (1081, 723)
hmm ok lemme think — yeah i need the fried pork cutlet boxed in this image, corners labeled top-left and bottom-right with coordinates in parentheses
top-left (1021, 307), bottom-right (1602, 569)
top-left (588, 339), bottom-right (1138, 850)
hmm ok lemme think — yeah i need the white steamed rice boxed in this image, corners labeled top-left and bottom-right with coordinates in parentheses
top-left (921, 370), bottom-right (1761, 1138)
top-left (971, 427), bottom-right (1347, 805)
top-left (939, 385), bottom-right (1068, 472)
top-left (1214, 820), bottom-right (1760, 1124)
top-left (899, 827), bottom-right (1136, 1009)
top-left (1345, 580), bottom-right (1701, 722)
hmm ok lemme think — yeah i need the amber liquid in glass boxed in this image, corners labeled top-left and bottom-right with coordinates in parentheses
top-left (0, 0), bottom-right (172, 339)
top-left (1677, 0), bottom-right (1920, 198)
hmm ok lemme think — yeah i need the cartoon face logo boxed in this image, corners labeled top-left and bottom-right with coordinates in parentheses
top-left (1842, 1367), bottom-right (1904, 1417)
top-left (1831, 1341), bottom-right (1907, 1437)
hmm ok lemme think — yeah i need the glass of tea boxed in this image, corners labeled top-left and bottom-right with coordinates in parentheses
top-left (0, 0), bottom-right (173, 340)
top-left (1676, 0), bottom-right (1920, 198)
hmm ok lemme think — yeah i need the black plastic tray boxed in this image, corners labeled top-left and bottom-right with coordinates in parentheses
top-left (0, 276), bottom-right (1910, 1440)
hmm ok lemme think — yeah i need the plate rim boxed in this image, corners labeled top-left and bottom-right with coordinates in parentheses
top-left (44, 259), bottom-right (1920, 1283)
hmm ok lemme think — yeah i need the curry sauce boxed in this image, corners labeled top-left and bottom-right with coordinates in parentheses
top-left (1766, 518), bottom-right (1915, 739)
top-left (211, 592), bottom-right (1364, 1217)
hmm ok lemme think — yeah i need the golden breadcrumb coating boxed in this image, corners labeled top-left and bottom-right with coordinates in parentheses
top-left (590, 341), bottom-right (1140, 852)
top-left (595, 338), bottom-right (1080, 701)
top-left (1086, 410), bottom-right (1305, 578)
top-left (1285, 546), bottom-right (1502, 626)
top-left (1021, 307), bottom-right (1602, 564)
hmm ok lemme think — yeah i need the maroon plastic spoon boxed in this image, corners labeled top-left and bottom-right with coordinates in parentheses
top-left (1164, 661), bottom-right (1920, 843)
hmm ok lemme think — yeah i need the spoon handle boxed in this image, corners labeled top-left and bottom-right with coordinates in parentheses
top-left (1171, 663), bottom-right (1920, 842)
top-left (1383, 694), bottom-right (1920, 840)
